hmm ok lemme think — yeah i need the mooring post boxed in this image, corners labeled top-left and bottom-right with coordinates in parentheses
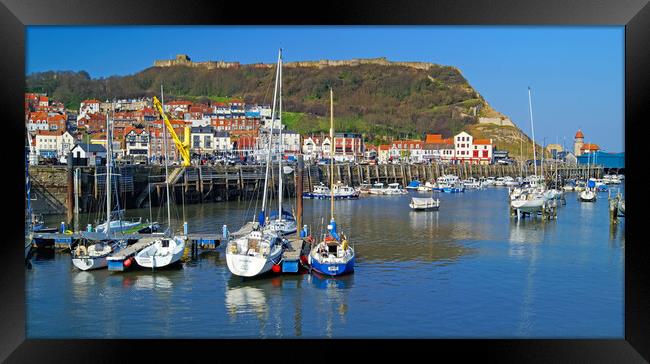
top-left (74, 167), bottom-right (80, 233)
top-left (296, 155), bottom-right (304, 233)
top-left (66, 152), bottom-right (74, 226)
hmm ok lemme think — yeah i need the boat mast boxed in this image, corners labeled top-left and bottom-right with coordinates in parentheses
top-left (161, 85), bottom-right (172, 235)
top-left (261, 49), bottom-right (282, 220)
top-left (105, 112), bottom-right (112, 238)
top-left (278, 51), bottom-right (283, 219)
top-left (330, 88), bottom-right (335, 221)
top-left (527, 87), bottom-right (537, 177)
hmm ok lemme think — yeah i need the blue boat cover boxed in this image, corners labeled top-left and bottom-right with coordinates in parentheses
top-left (328, 219), bottom-right (340, 241)
top-left (257, 211), bottom-right (265, 226)
top-left (407, 181), bottom-right (420, 187)
top-left (587, 180), bottom-right (596, 188)
top-left (269, 208), bottom-right (295, 221)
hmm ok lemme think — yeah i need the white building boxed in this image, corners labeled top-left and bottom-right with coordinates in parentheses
top-left (190, 127), bottom-right (233, 154)
top-left (454, 132), bottom-right (473, 163)
top-left (27, 112), bottom-right (49, 132)
top-left (302, 136), bottom-right (323, 161)
top-left (34, 130), bottom-right (75, 160)
top-left (451, 132), bottom-right (493, 164)
top-left (70, 143), bottom-right (107, 166)
top-left (78, 99), bottom-right (101, 121)
top-left (256, 129), bottom-right (301, 159)
top-left (124, 128), bottom-right (150, 160)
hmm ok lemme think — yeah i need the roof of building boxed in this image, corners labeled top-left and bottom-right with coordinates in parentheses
top-left (424, 142), bottom-right (453, 150)
top-left (575, 129), bottom-right (584, 138)
top-left (473, 138), bottom-right (492, 145)
top-left (425, 134), bottom-right (443, 143)
top-left (72, 143), bottom-right (106, 153)
top-left (123, 127), bottom-right (146, 136)
top-left (581, 143), bottom-right (600, 151)
top-left (35, 130), bottom-right (65, 136)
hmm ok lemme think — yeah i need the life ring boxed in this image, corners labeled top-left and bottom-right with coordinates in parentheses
top-left (64, 230), bottom-right (73, 235)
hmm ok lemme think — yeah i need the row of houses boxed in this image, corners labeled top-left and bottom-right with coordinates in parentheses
top-left (30, 92), bottom-right (609, 166)
top-left (302, 132), bottom-right (495, 165)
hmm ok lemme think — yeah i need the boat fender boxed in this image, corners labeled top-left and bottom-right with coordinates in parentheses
top-left (272, 264), bottom-right (281, 273)
top-left (124, 257), bottom-right (133, 268)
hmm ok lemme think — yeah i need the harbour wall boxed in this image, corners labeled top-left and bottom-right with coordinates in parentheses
top-left (28, 163), bottom-right (609, 216)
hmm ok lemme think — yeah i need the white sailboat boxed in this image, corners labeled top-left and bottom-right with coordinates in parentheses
top-left (72, 113), bottom-right (126, 271)
top-left (308, 88), bottom-right (355, 276)
top-left (510, 87), bottom-right (545, 216)
top-left (578, 151), bottom-right (597, 202)
top-left (226, 49), bottom-right (286, 277)
top-left (264, 51), bottom-right (297, 237)
top-left (134, 86), bottom-right (186, 269)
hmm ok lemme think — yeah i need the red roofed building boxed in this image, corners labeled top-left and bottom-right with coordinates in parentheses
top-left (232, 131), bottom-right (258, 157)
top-left (390, 139), bottom-right (423, 161)
top-left (77, 112), bottom-right (107, 133)
top-left (47, 114), bottom-right (67, 132)
top-left (425, 134), bottom-right (444, 144)
top-left (452, 132), bottom-right (493, 164)
top-left (79, 99), bottom-right (101, 116)
top-left (579, 143), bottom-right (600, 154)
top-left (37, 95), bottom-right (49, 111)
top-left (123, 127), bottom-right (150, 160)
top-left (34, 130), bottom-right (75, 159)
top-left (27, 111), bottom-right (49, 131)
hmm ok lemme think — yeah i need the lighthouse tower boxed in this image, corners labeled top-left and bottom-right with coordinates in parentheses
top-left (574, 129), bottom-right (584, 156)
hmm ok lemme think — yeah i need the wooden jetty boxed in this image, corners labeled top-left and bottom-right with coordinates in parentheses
top-left (281, 237), bottom-right (308, 273)
top-left (33, 231), bottom-right (221, 252)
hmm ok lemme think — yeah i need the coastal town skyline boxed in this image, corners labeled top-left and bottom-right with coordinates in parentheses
top-left (26, 26), bottom-right (624, 152)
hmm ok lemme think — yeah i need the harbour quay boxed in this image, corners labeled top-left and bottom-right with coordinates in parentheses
top-left (28, 161), bottom-right (607, 217)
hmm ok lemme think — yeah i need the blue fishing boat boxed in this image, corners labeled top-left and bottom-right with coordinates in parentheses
top-left (307, 88), bottom-right (355, 277)
top-left (442, 182), bottom-right (465, 193)
top-left (308, 219), bottom-right (355, 276)
top-left (405, 180), bottom-right (421, 190)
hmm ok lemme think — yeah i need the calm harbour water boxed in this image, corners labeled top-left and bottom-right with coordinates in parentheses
top-left (26, 186), bottom-right (624, 338)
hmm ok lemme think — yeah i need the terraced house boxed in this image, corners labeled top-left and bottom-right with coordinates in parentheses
top-left (123, 127), bottom-right (150, 161)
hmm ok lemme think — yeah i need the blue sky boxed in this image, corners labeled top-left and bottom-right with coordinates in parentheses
top-left (26, 26), bottom-right (624, 152)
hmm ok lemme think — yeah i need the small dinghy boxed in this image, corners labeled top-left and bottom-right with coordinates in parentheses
top-left (409, 197), bottom-right (440, 211)
top-left (579, 189), bottom-right (597, 202)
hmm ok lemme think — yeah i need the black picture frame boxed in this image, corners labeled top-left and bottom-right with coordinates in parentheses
top-left (1, 0), bottom-right (647, 362)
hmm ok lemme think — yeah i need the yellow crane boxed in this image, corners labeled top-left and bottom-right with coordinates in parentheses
top-left (152, 96), bottom-right (191, 167)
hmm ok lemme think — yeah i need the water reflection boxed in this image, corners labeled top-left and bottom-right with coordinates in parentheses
top-left (131, 274), bottom-right (174, 290)
top-left (225, 277), bottom-right (269, 322)
top-left (71, 271), bottom-right (95, 301)
top-left (308, 274), bottom-right (354, 337)
top-left (508, 220), bottom-right (546, 245)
